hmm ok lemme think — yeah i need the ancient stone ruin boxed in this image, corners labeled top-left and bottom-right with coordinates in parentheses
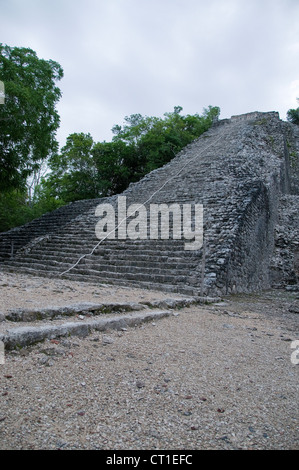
top-left (0, 111), bottom-right (298, 296)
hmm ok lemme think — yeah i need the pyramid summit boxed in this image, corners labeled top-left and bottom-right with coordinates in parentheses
top-left (1, 111), bottom-right (298, 296)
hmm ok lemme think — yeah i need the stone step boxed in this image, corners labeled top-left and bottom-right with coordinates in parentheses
top-left (0, 308), bottom-right (174, 350)
top-left (3, 263), bottom-right (186, 284)
top-left (3, 297), bottom-right (198, 323)
top-left (16, 250), bottom-right (199, 267)
top-left (71, 267), bottom-right (187, 283)
top-left (63, 274), bottom-right (197, 294)
top-left (0, 264), bottom-right (198, 295)
top-left (11, 246), bottom-right (200, 263)
top-left (3, 259), bottom-right (191, 281)
top-left (4, 301), bottom-right (147, 322)
top-left (3, 260), bottom-right (72, 271)
top-left (80, 258), bottom-right (197, 272)
top-left (22, 242), bottom-right (192, 254)
top-left (44, 235), bottom-right (190, 246)
top-left (0, 199), bottom-right (105, 260)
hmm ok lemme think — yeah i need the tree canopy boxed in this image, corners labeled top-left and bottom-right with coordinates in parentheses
top-left (0, 44), bottom-right (63, 191)
top-left (0, 44), bottom-right (222, 232)
top-left (287, 99), bottom-right (299, 125)
top-left (41, 105), bottom-right (220, 204)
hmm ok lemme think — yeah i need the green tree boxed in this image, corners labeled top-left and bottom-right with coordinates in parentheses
top-left (93, 140), bottom-right (140, 196)
top-left (44, 133), bottom-right (97, 203)
top-left (112, 105), bottom-right (220, 172)
top-left (118, 105), bottom-right (220, 173)
top-left (40, 106), bottom-right (220, 206)
top-left (0, 189), bottom-right (31, 232)
top-left (0, 44), bottom-right (63, 191)
top-left (112, 113), bottom-right (159, 145)
top-left (287, 99), bottom-right (299, 125)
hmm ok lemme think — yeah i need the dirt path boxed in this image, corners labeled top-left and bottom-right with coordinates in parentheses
top-left (0, 271), bottom-right (298, 450)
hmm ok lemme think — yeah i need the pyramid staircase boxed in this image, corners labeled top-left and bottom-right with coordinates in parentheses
top-left (1, 111), bottom-right (298, 295)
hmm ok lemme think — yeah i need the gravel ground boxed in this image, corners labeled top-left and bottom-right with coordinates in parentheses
top-left (0, 271), bottom-right (298, 450)
top-left (0, 271), bottom-right (183, 313)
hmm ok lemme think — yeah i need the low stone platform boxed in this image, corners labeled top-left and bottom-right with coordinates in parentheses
top-left (0, 270), bottom-right (219, 349)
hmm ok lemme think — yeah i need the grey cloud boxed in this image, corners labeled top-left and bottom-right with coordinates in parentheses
top-left (1, 0), bottom-right (299, 148)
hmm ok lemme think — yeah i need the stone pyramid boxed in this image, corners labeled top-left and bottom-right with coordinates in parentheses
top-left (1, 111), bottom-right (298, 296)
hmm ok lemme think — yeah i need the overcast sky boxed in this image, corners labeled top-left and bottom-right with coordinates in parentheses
top-left (1, 0), bottom-right (299, 149)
